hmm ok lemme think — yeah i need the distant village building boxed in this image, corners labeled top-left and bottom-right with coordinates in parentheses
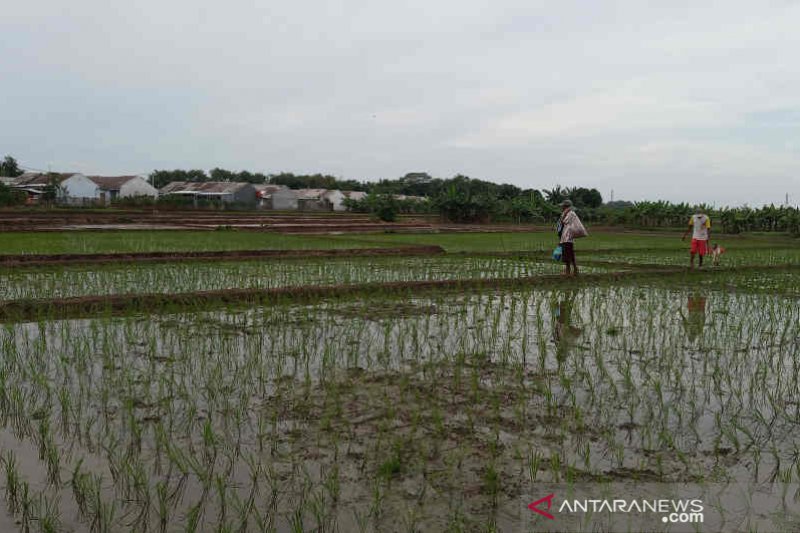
top-left (88, 175), bottom-right (158, 204)
top-left (343, 191), bottom-right (368, 202)
top-left (324, 190), bottom-right (347, 211)
top-left (11, 172), bottom-right (100, 205)
top-left (253, 188), bottom-right (372, 211)
top-left (4, 174), bottom-right (426, 211)
top-left (159, 181), bottom-right (257, 207)
top-left (296, 189), bottom-right (331, 211)
top-left (293, 189), bottom-right (351, 211)
top-left (253, 184), bottom-right (290, 210)
top-left (269, 187), bottom-right (299, 210)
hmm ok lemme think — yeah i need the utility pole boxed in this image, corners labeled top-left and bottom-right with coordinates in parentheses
top-left (610, 189), bottom-right (614, 202)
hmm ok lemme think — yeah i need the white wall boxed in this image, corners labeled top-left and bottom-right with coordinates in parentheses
top-left (272, 189), bottom-right (298, 210)
top-left (60, 174), bottom-right (100, 204)
top-left (120, 177), bottom-right (158, 198)
top-left (324, 190), bottom-right (346, 211)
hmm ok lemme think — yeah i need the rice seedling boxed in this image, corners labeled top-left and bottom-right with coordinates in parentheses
top-left (0, 255), bottom-right (612, 301)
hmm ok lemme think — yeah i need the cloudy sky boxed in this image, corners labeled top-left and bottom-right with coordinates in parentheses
top-left (2, 1), bottom-right (799, 206)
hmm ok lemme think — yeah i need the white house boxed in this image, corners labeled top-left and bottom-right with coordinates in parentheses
top-left (12, 172), bottom-right (100, 205)
top-left (323, 189), bottom-right (347, 211)
top-left (89, 175), bottom-right (158, 204)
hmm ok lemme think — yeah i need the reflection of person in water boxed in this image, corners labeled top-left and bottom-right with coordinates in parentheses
top-left (682, 294), bottom-right (707, 343)
top-left (552, 290), bottom-right (582, 361)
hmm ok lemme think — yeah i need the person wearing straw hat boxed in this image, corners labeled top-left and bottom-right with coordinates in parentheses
top-left (557, 199), bottom-right (588, 276)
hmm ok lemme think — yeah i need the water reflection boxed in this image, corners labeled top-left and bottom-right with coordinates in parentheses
top-left (682, 294), bottom-right (707, 343)
top-left (551, 289), bottom-right (583, 361)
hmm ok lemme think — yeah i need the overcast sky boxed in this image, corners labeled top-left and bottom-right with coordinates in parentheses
top-left (2, 1), bottom-right (799, 206)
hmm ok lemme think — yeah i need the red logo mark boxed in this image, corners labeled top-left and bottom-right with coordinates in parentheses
top-left (528, 493), bottom-right (556, 520)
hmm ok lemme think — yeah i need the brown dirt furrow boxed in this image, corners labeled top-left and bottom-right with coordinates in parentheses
top-left (0, 245), bottom-right (445, 267)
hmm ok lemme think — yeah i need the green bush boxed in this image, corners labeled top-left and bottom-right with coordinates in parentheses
top-left (0, 183), bottom-right (26, 207)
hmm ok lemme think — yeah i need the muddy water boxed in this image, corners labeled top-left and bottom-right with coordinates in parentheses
top-left (1, 279), bottom-right (799, 531)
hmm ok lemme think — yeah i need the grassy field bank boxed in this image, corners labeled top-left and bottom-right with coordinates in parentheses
top-left (1, 228), bottom-right (795, 255)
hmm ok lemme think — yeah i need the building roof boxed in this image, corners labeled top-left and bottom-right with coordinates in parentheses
top-left (252, 184), bottom-right (285, 192)
top-left (12, 172), bottom-right (80, 186)
top-left (343, 190), bottom-right (368, 200)
top-left (296, 188), bottom-right (329, 199)
top-left (253, 184), bottom-right (288, 198)
top-left (160, 181), bottom-right (253, 194)
top-left (88, 175), bottom-right (142, 190)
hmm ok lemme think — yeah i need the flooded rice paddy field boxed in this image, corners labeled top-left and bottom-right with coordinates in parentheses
top-left (582, 247), bottom-right (800, 268)
top-left (0, 256), bottom-right (611, 301)
top-left (1, 269), bottom-right (799, 531)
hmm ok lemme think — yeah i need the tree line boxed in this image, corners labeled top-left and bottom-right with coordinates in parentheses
top-left (149, 169), bottom-right (367, 191)
top-left (591, 200), bottom-right (800, 236)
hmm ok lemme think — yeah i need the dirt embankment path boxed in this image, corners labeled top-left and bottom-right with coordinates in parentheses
top-left (0, 245), bottom-right (445, 268)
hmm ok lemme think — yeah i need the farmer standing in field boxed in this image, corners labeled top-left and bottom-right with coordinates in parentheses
top-left (682, 208), bottom-right (711, 269)
top-left (557, 199), bottom-right (588, 276)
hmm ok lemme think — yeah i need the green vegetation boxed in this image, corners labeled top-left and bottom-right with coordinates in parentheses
top-left (0, 256), bottom-right (611, 301)
top-left (0, 228), bottom-right (793, 256)
top-left (0, 155), bottom-right (23, 178)
top-left (583, 247), bottom-right (800, 268)
top-left (344, 193), bottom-right (429, 219)
top-left (336, 230), bottom-right (794, 253)
top-left (0, 183), bottom-right (26, 207)
top-left (149, 169), bottom-right (367, 190)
